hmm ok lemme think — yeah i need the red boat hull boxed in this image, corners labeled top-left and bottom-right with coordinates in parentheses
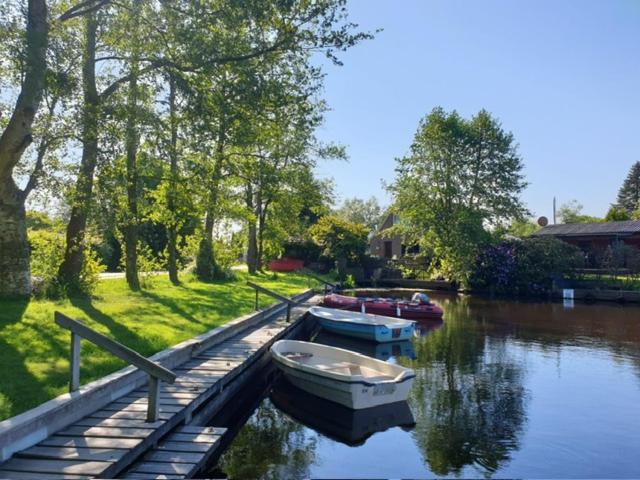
top-left (322, 293), bottom-right (444, 321)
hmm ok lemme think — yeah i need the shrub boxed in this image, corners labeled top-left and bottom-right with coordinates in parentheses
top-left (281, 240), bottom-right (321, 263)
top-left (470, 237), bottom-right (583, 296)
top-left (29, 227), bottom-right (105, 298)
top-left (309, 215), bottom-right (368, 267)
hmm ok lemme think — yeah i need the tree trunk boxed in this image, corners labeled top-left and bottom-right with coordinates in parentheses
top-left (246, 183), bottom-right (258, 275)
top-left (0, 184), bottom-right (30, 296)
top-left (195, 125), bottom-right (225, 281)
top-left (0, 0), bottom-right (48, 297)
top-left (257, 198), bottom-right (271, 271)
top-left (166, 76), bottom-right (179, 284)
top-left (58, 14), bottom-right (99, 288)
top-left (123, 64), bottom-right (140, 291)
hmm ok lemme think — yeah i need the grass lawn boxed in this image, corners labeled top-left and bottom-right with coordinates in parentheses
top-left (0, 270), bottom-right (322, 421)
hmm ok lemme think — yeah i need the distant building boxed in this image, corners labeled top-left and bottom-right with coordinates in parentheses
top-left (369, 213), bottom-right (419, 259)
top-left (531, 220), bottom-right (640, 261)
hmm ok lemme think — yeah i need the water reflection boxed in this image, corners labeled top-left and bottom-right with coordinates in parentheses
top-left (218, 400), bottom-right (317, 480)
top-left (270, 379), bottom-right (415, 446)
top-left (406, 296), bottom-right (527, 475)
top-left (313, 330), bottom-right (416, 360)
top-left (212, 293), bottom-right (640, 479)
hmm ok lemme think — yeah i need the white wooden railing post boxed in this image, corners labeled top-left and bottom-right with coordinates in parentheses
top-left (147, 374), bottom-right (160, 422)
top-left (55, 311), bottom-right (176, 423)
top-left (70, 332), bottom-right (81, 392)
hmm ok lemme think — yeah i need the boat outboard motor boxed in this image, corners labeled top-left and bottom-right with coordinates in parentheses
top-left (411, 292), bottom-right (430, 304)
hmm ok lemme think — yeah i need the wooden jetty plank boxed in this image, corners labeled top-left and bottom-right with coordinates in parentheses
top-left (39, 436), bottom-right (141, 449)
top-left (89, 410), bottom-right (173, 421)
top-left (164, 433), bottom-right (220, 444)
top-left (18, 445), bottom-right (126, 462)
top-left (100, 403), bottom-right (183, 413)
top-left (143, 451), bottom-right (203, 464)
top-left (73, 417), bottom-right (165, 429)
top-left (57, 425), bottom-right (156, 439)
top-left (0, 470), bottom-right (90, 479)
top-left (123, 474), bottom-right (184, 479)
top-left (117, 395), bottom-right (193, 406)
top-left (154, 442), bottom-right (211, 453)
top-left (0, 457), bottom-right (110, 475)
top-left (127, 461), bottom-right (194, 475)
top-left (175, 426), bottom-right (225, 435)
top-left (130, 390), bottom-right (199, 399)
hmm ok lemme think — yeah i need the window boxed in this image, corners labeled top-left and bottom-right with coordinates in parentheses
top-left (384, 241), bottom-right (393, 258)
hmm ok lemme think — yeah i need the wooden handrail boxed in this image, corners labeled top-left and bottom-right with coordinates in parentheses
top-left (55, 311), bottom-right (176, 421)
top-left (246, 281), bottom-right (298, 321)
top-left (296, 268), bottom-right (337, 294)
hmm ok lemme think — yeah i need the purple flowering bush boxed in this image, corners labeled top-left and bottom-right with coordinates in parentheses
top-left (470, 237), bottom-right (583, 296)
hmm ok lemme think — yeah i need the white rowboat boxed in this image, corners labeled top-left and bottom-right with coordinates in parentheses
top-left (310, 306), bottom-right (415, 343)
top-left (270, 340), bottom-right (415, 409)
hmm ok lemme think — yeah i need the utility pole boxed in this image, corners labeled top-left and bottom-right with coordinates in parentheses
top-left (553, 197), bottom-right (557, 224)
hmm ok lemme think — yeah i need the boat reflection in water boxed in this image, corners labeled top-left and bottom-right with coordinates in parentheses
top-left (414, 319), bottom-right (444, 337)
top-left (313, 331), bottom-right (416, 360)
top-left (270, 379), bottom-right (415, 447)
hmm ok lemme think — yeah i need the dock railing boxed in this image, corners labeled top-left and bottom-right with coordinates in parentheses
top-left (246, 281), bottom-right (300, 322)
top-left (54, 311), bottom-right (177, 422)
top-left (296, 268), bottom-right (338, 294)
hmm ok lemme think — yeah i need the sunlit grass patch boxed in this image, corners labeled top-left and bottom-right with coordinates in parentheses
top-left (0, 270), bottom-right (323, 421)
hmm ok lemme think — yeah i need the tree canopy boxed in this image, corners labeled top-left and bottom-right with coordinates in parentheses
top-left (0, 0), bottom-right (372, 296)
top-left (389, 107), bottom-right (527, 283)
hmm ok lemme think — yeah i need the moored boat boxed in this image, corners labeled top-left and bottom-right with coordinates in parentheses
top-left (270, 340), bottom-right (415, 409)
top-left (309, 306), bottom-right (415, 343)
top-left (313, 330), bottom-right (416, 360)
top-left (322, 292), bottom-right (444, 320)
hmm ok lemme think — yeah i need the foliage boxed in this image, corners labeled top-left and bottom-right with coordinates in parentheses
top-left (601, 241), bottom-right (640, 274)
top-left (605, 205), bottom-right (632, 221)
top-left (29, 225), bottom-right (104, 298)
top-left (616, 161), bottom-right (640, 214)
top-left (335, 196), bottom-right (383, 231)
top-left (342, 274), bottom-right (356, 289)
top-left (0, 270), bottom-right (315, 420)
top-left (506, 219), bottom-right (540, 238)
top-left (309, 215), bottom-right (369, 266)
top-left (389, 108), bottom-right (527, 284)
top-left (282, 240), bottom-right (322, 263)
top-left (557, 200), bottom-right (602, 224)
top-left (470, 237), bottom-right (584, 296)
top-left (0, 0), bottom-right (372, 296)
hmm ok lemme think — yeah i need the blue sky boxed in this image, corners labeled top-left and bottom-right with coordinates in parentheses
top-left (314, 0), bottom-right (640, 219)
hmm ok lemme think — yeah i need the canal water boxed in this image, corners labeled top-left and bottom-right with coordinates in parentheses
top-left (206, 293), bottom-right (640, 478)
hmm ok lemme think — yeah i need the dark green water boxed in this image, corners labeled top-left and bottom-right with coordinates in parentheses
top-left (211, 293), bottom-right (640, 478)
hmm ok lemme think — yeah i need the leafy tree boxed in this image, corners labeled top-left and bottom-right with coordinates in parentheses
top-left (605, 205), bottom-right (631, 222)
top-left (309, 215), bottom-right (368, 266)
top-left (616, 161), bottom-right (640, 214)
top-left (507, 219), bottom-right (540, 238)
top-left (557, 200), bottom-right (602, 224)
top-left (389, 108), bottom-right (527, 283)
top-left (336, 196), bottom-right (382, 231)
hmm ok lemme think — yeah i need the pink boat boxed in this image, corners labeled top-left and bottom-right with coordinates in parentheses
top-left (322, 293), bottom-right (444, 321)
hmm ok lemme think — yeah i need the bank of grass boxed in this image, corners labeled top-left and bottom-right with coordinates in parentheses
top-left (0, 270), bottom-right (322, 421)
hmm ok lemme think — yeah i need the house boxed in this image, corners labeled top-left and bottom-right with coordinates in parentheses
top-left (531, 220), bottom-right (640, 263)
top-left (369, 213), bottom-right (419, 259)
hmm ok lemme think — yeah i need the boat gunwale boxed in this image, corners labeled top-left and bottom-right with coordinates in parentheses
top-left (309, 306), bottom-right (416, 328)
top-left (270, 340), bottom-right (415, 387)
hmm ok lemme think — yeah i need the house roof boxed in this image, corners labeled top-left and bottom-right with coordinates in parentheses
top-left (531, 220), bottom-right (640, 237)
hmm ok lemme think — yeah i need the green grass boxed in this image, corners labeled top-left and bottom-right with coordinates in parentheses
top-left (0, 270), bottom-right (321, 421)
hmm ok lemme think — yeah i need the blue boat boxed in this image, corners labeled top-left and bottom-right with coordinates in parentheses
top-left (309, 306), bottom-right (416, 343)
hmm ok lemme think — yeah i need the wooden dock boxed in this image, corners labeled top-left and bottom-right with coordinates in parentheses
top-left (0, 292), bottom-right (318, 479)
